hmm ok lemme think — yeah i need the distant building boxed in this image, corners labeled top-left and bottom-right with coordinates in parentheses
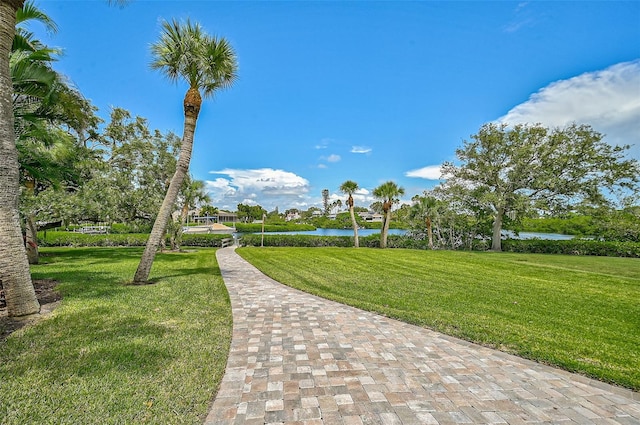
top-left (358, 212), bottom-right (384, 223)
top-left (191, 210), bottom-right (238, 225)
top-left (285, 211), bottom-right (301, 221)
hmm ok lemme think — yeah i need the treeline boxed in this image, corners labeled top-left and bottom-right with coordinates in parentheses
top-left (514, 207), bottom-right (640, 242)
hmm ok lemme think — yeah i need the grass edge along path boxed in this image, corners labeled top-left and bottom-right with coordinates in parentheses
top-left (0, 247), bottom-right (232, 425)
top-left (237, 247), bottom-right (640, 392)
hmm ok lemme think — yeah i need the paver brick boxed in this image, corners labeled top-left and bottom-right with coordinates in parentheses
top-left (204, 248), bottom-right (640, 425)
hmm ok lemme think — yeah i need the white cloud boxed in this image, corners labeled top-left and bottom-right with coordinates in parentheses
top-left (499, 60), bottom-right (640, 156)
top-left (327, 154), bottom-right (341, 162)
top-left (503, 3), bottom-right (535, 33)
top-left (315, 138), bottom-right (334, 149)
top-left (405, 165), bottom-right (443, 180)
top-left (317, 163), bottom-right (327, 169)
top-left (206, 168), bottom-right (311, 211)
top-left (351, 146), bottom-right (372, 154)
top-left (331, 187), bottom-right (374, 208)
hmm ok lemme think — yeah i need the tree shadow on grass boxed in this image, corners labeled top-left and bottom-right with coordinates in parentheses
top-left (3, 307), bottom-right (175, 379)
top-left (149, 266), bottom-right (222, 282)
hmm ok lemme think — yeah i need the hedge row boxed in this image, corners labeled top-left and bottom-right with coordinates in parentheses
top-left (501, 239), bottom-right (640, 258)
top-left (38, 232), bottom-right (232, 248)
top-left (240, 234), bottom-right (640, 258)
top-left (36, 231), bottom-right (640, 257)
top-left (239, 234), bottom-right (419, 249)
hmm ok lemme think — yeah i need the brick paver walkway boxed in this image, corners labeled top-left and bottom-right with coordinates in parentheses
top-left (205, 247), bottom-right (640, 425)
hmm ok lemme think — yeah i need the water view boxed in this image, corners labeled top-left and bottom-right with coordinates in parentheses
top-left (261, 228), bottom-right (407, 237)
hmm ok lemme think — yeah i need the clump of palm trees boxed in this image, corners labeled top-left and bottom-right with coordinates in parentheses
top-left (373, 181), bottom-right (405, 249)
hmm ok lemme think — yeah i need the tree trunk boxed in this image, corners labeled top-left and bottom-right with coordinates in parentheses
top-left (349, 204), bottom-right (359, 248)
top-left (0, 0), bottom-right (40, 317)
top-left (26, 215), bottom-right (39, 264)
top-left (380, 209), bottom-right (391, 249)
top-left (491, 208), bottom-right (504, 251)
top-left (180, 202), bottom-right (189, 224)
top-left (133, 89), bottom-right (200, 284)
top-left (426, 217), bottom-right (433, 250)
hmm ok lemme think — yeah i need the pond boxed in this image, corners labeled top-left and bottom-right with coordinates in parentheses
top-left (259, 228), bottom-right (407, 237)
top-left (503, 231), bottom-right (574, 240)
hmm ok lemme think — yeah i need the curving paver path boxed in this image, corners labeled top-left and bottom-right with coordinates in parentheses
top-left (205, 247), bottom-right (640, 425)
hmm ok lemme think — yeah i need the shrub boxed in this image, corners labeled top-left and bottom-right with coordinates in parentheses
top-left (241, 234), bottom-right (354, 247)
top-left (109, 222), bottom-right (153, 234)
top-left (181, 234), bottom-right (234, 247)
top-left (502, 239), bottom-right (640, 258)
top-left (38, 232), bottom-right (148, 247)
top-left (38, 231), bottom-right (235, 248)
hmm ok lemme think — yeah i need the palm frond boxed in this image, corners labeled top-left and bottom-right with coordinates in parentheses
top-left (16, 1), bottom-right (58, 34)
top-left (150, 18), bottom-right (238, 98)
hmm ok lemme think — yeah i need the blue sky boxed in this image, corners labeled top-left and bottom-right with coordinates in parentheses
top-left (32, 1), bottom-right (640, 212)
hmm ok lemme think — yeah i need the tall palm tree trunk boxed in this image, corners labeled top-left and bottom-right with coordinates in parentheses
top-left (381, 209), bottom-right (392, 248)
top-left (133, 89), bottom-right (199, 284)
top-left (349, 205), bottom-right (359, 248)
top-left (0, 0), bottom-right (40, 316)
top-left (380, 201), bottom-right (392, 249)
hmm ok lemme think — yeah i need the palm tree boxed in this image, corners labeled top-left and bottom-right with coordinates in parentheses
top-left (339, 180), bottom-right (360, 248)
top-left (179, 174), bottom-right (210, 224)
top-left (410, 194), bottom-right (439, 249)
top-left (1, 0), bottom-right (42, 317)
top-left (373, 181), bottom-right (405, 249)
top-left (133, 19), bottom-right (237, 284)
top-left (13, 4), bottom-right (83, 266)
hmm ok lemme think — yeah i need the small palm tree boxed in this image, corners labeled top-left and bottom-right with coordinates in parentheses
top-left (373, 181), bottom-right (405, 248)
top-left (339, 180), bottom-right (360, 248)
top-left (134, 19), bottom-right (237, 284)
top-left (179, 175), bottom-right (210, 224)
top-left (410, 194), bottom-right (439, 249)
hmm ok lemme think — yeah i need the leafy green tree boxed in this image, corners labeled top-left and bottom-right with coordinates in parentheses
top-left (135, 19), bottom-right (237, 284)
top-left (369, 201), bottom-right (383, 215)
top-left (442, 123), bottom-right (639, 251)
top-left (339, 180), bottom-right (360, 247)
top-left (373, 181), bottom-right (405, 248)
top-left (237, 203), bottom-right (267, 222)
top-left (77, 108), bottom-right (179, 225)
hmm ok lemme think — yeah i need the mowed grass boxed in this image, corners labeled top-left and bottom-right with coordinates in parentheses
top-left (0, 247), bottom-right (231, 425)
top-left (237, 247), bottom-right (640, 391)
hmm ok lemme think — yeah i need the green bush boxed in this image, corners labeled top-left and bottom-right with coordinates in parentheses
top-left (502, 239), bottom-right (640, 258)
top-left (38, 231), bottom-right (231, 248)
top-left (38, 232), bottom-right (149, 247)
top-left (240, 234), bottom-right (421, 249)
top-left (181, 233), bottom-right (234, 247)
top-left (109, 222), bottom-right (153, 234)
top-left (38, 232), bottom-right (233, 248)
top-left (241, 234), bottom-right (354, 247)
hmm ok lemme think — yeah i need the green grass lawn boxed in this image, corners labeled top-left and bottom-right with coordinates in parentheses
top-left (0, 247), bottom-right (231, 425)
top-left (237, 247), bottom-right (640, 391)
